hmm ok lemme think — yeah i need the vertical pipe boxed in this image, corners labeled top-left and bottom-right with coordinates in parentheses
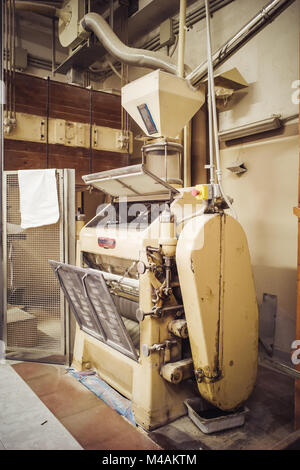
top-left (183, 123), bottom-right (191, 187)
top-left (9, 0), bottom-right (12, 119)
top-left (295, 20), bottom-right (300, 430)
top-left (177, 0), bottom-right (191, 187)
top-left (12, 0), bottom-right (16, 120)
top-left (3, 0), bottom-right (5, 121)
top-left (208, 86), bottom-right (215, 185)
top-left (5, 0), bottom-right (8, 119)
top-left (120, 2), bottom-right (129, 153)
top-left (204, 0), bottom-right (219, 173)
top-left (89, 87), bottom-right (93, 173)
top-left (177, 0), bottom-right (186, 78)
top-left (164, 142), bottom-right (168, 182)
top-left (46, 77), bottom-right (50, 168)
top-left (205, 0), bottom-right (237, 218)
top-left (52, 18), bottom-right (56, 78)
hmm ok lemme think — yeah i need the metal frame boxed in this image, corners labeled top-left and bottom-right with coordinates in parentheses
top-left (2, 169), bottom-right (75, 363)
top-left (63, 169), bottom-right (76, 365)
top-left (2, 171), bottom-right (7, 350)
top-left (82, 163), bottom-right (179, 199)
top-left (0, 0), bottom-right (4, 343)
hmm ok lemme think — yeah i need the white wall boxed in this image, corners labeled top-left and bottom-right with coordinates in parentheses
top-left (221, 134), bottom-right (298, 353)
top-left (182, 0), bottom-right (299, 130)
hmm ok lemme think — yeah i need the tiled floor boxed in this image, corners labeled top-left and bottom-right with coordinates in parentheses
top-left (4, 361), bottom-right (298, 450)
top-left (12, 361), bottom-right (160, 450)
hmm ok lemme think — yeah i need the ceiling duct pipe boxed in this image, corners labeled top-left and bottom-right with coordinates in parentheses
top-left (187, 0), bottom-right (296, 88)
top-left (80, 12), bottom-right (178, 75)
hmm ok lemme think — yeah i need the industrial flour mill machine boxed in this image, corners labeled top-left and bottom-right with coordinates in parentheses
top-left (49, 0), bottom-right (259, 431)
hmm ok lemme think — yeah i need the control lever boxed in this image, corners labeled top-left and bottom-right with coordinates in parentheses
top-left (141, 340), bottom-right (177, 358)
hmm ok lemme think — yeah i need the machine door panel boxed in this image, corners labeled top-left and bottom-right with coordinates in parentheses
top-left (176, 214), bottom-right (258, 411)
top-left (49, 261), bottom-right (138, 361)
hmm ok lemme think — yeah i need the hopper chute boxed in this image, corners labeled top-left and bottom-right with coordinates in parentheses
top-left (121, 70), bottom-right (205, 139)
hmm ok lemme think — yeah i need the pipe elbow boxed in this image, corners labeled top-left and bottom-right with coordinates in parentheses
top-left (81, 12), bottom-right (179, 75)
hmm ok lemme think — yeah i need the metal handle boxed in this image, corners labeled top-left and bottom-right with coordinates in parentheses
top-left (142, 340), bottom-right (177, 357)
top-left (136, 304), bottom-right (184, 322)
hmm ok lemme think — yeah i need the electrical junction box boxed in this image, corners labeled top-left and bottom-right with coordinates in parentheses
top-left (160, 18), bottom-right (175, 47)
top-left (15, 47), bottom-right (28, 71)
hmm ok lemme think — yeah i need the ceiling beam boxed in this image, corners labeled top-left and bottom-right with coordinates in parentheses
top-left (128, 0), bottom-right (199, 43)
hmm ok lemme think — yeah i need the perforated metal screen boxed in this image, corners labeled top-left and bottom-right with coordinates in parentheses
top-left (49, 261), bottom-right (138, 361)
top-left (4, 171), bottom-right (67, 361)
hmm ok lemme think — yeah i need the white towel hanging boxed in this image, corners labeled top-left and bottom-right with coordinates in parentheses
top-left (18, 169), bottom-right (60, 229)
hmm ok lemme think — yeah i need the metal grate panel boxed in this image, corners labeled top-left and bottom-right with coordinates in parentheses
top-left (82, 164), bottom-right (179, 197)
top-left (49, 260), bottom-right (138, 361)
top-left (4, 172), bottom-right (65, 358)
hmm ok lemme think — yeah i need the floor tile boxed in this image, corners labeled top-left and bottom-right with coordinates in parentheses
top-left (13, 362), bottom-right (160, 450)
top-left (37, 375), bottom-right (107, 419)
top-left (13, 362), bottom-right (65, 388)
top-left (61, 405), bottom-right (159, 450)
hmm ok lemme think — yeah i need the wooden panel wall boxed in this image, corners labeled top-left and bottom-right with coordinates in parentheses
top-left (5, 73), bottom-right (129, 189)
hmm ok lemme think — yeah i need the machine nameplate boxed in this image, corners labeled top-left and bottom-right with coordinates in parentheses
top-left (98, 237), bottom-right (116, 249)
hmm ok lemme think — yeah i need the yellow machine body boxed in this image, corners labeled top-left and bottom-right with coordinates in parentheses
top-left (73, 190), bottom-right (200, 430)
top-left (176, 214), bottom-right (258, 410)
top-left (70, 183), bottom-right (258, 430)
